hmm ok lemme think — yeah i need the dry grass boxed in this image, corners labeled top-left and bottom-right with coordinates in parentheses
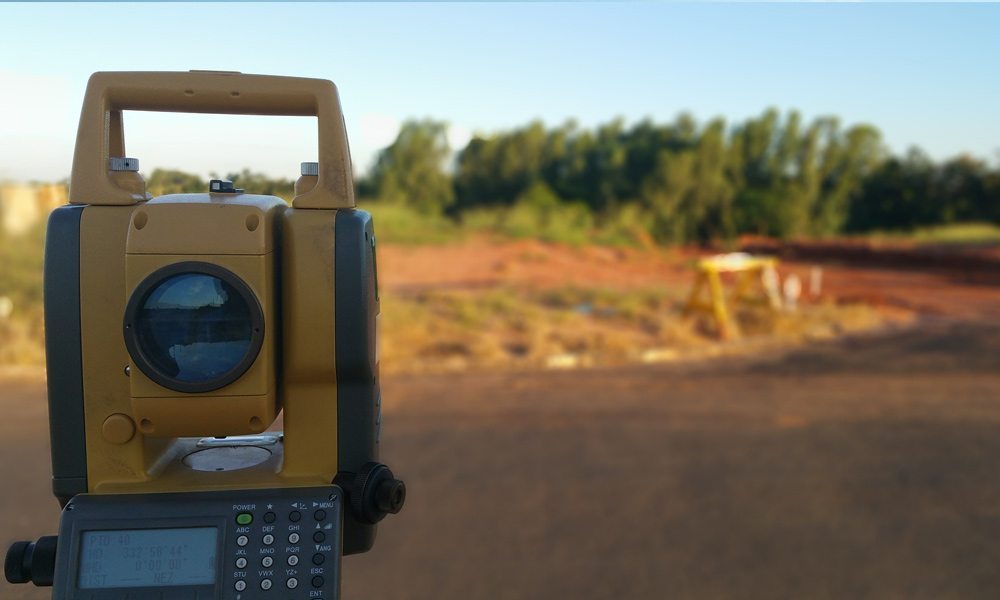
top-left (379, 287), bottom-right (889, 374)
top-left (0, 280), bottom-right (888, 373)
top-left (0, 220), bottom-right (892, 373)
top-left (0, 268), bottom-right (889, 374)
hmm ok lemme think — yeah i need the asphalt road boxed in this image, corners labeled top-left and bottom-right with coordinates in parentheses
top-left (3, 318), bottom-right (1000, 599)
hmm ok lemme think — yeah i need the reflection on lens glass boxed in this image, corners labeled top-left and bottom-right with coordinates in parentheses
top-left (135, 273), bottom-right (254, 383)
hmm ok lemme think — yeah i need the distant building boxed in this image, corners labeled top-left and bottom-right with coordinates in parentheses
top-left (0, 183), bottom-right (67, 235)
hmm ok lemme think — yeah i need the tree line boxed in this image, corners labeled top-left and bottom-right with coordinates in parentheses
top-left (147, 109), bottom-right (1000, 245)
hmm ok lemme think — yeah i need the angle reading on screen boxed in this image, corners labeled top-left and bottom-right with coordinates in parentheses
top-left (77, 527), bottom-right (218, 589)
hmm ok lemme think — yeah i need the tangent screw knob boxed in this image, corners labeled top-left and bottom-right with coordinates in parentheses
top-left (350, 462), bottom-right (406, 524)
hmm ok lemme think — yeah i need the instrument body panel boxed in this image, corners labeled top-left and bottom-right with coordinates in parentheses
top-left (52, 486), bottom-right (342, 600)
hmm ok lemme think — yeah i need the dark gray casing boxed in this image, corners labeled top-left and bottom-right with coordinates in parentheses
top-left (333, 209), bottom-right (382, 555)
top-left (44, 205), bottom-right (88, 505)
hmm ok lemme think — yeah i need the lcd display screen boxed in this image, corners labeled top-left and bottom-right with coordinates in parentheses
top-left (77, 527), bottom-right (218, 589)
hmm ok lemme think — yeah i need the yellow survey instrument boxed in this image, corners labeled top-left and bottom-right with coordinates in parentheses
top-left (5, 71), bottom-right (405, 599)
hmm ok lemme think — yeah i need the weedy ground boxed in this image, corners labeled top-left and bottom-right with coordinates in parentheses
top-left (11, 214), bottom-right (995, 373)
top-left (380, 286), bottom-right (889, 373)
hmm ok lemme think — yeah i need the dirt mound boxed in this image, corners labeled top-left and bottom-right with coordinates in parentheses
top-left (741, 236), bottom-right (1000, 280)
top-left (380, 236), bottom-right (1000, 321)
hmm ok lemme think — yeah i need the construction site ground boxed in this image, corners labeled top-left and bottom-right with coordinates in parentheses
top-left (1, 238), bottom-right (998, 599)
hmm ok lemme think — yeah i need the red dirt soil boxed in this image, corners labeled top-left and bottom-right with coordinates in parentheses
top-left (379, 237), bottom-right (1000, 319)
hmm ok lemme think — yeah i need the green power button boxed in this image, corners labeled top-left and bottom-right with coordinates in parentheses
top-left (236, 513), bottom-right (253, 525)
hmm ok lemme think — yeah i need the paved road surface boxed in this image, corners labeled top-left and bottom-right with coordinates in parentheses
top-left (2, 318), bottom-right (999, 599)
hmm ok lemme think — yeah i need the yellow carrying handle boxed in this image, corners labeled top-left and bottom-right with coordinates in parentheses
top-left (69, 71), bottom-right (355, 209)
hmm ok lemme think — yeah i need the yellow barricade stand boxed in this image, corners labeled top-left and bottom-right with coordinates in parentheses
top-left (683, 253), bottom-right (781, 339)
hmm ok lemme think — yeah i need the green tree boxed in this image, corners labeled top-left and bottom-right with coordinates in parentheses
top-left (454, 121), bottom-right (551, 210)
top-left (935, 155), bottom-right (992, 223)
top-left (224, 169), bottom-right (295, 201)
top-left (372, 119), bottom-right (454, 214)
top-left (847, 147), bottom-right (935, 232)
top-left (640, 150), bottom-right (697, 243)
top-left (146, 168), bottom-right (204, 197)
top-left (437, 109), bottom-right (996, 243)
top-left (690, 118), bottom-right (735, 241)
top-left (816, 123), bottom-right (882, 235)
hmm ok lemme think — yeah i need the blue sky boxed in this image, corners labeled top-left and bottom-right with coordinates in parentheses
top-left (1, 3), bottom-right (999, 182)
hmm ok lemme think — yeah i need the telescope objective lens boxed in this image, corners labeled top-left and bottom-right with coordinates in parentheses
top-left (124, 263), bottom-right (264, 393)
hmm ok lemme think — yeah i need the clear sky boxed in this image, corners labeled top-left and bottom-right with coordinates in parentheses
top-left (1, 2), bottom-right (999, 183)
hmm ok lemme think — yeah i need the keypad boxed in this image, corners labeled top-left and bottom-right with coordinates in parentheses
top-left (227, 487), bottom-right (340, 598)
top-left (55, 485), bottom-right (341, 600)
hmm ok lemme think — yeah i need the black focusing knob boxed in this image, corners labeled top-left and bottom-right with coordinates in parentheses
top-left (348, 462), bottom-right (406, 524)
top-left (4, 541), bottom-right (31, 584)
top-left (5, 536), bottom-right (58, 587)
top-left (374, 477), bottom-right (406, 515)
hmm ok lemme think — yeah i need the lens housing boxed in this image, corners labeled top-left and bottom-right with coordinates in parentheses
top-left (123, 262), bottom-right (265, 394)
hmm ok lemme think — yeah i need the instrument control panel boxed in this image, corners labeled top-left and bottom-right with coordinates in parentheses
top-left (51, 486), bottom-right (342, 600)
